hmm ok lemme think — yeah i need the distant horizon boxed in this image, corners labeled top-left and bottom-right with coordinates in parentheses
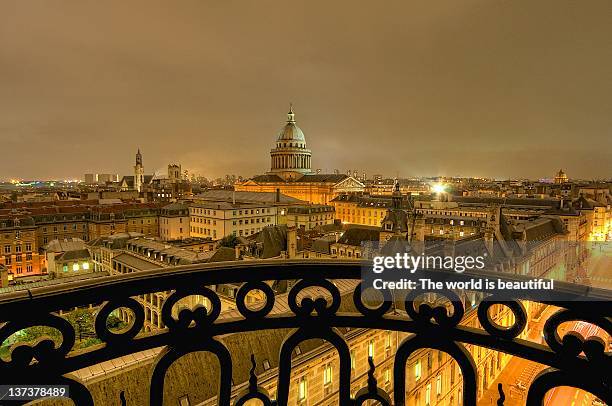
top-left (1, 1), bottom-right (610, 180)
top-left (1, 171), bottom-right (611, 184)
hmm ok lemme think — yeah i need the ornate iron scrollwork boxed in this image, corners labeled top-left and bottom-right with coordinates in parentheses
top-left (0, 261), bottom-right (609, 405)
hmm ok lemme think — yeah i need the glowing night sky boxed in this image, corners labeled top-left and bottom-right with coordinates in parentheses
top-left (1, 0), bottom-right (610, 180)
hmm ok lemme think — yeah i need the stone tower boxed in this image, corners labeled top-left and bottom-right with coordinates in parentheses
top-left (134, 149), bottom-right (144, 192)
top-left (168, 164), bottom-right (182, 183)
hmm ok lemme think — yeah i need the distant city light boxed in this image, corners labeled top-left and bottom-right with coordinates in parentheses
top-left (432, 183), bottom-right (446, 194)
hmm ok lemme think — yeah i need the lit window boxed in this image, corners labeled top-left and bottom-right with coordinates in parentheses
top-left (436, 375), bottom-right (442, 395)
top-left (415, 359), bottom-right (422, 380)
top-left (298, 376), bottom-right (307, 401)
top-left (323, 364), bottom-right (332, 386)
top-left (73, 263), bottom-right (79, 271)
top-left (426, 383), bottom-right (431, 405)
top-left (368, 339), bottom-right (374, 359)
top-left (82, 262), bottom-right (89, 270)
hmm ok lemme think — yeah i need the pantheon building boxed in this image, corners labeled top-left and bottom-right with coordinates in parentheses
top-left (235, 107), bottom-right (364, 205)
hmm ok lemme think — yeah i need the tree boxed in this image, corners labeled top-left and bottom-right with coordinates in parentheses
top-left (219, 235), bottom-right (239, 248)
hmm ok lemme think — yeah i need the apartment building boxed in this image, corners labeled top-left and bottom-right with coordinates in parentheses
top-left (189, 201), bottom-right (277, 239)
top-left (282, 204), bottom-right (335, 231)
top-left (0, 215), bottom-right (45, 281)
top-left (159, 202), bottom-right (190, 241)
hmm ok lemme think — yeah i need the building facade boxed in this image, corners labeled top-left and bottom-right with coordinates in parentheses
top-left (190, 202), bottom-right (278, 239)
top-left (282, 205), bottom-right (335, 231)
top-left (159, 202), bottom-right (190, 241)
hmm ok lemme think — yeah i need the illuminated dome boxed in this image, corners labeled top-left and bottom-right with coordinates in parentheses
top-left (268, 105), bottom-right (312, 180)
top-left (276, 105), bottom-right (306, 145)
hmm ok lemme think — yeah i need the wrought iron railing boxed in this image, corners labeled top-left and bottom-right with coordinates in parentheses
top-left (0, 260), bottom-right (610, 405)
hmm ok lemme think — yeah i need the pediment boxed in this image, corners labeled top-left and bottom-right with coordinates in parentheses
top-left (333, 176), bottom-right (365, 190)
top-left (239, 180), bottom-right (260, 186)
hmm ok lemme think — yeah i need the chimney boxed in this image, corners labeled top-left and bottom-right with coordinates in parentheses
top-left (0, 267), bottom-right (8, 288)
top-left (287, 227), bottom-right (297, 259)
top-left (275, 188), bottom-right (280, 203)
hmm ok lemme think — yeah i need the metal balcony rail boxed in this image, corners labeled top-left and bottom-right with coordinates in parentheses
top-left (0, 260), bottom-right (610, 405)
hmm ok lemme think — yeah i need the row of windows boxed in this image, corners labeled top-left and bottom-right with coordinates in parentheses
top-left (129, 219), bottom-right (156, 224)
top-left (160, 218), bottom-right (184, 224)
top-left (62, 262), bottom-right (90, 272)
top-left (3, 243), bottom-right (33, 254)
top-left (3, 253), bottom-right (33, 263)
top-left (232, 217), bottom-right (271, 226)
top-left (41, 224), bottom-right (87, 233)
top-left (337, 216), bottom-right (383, 226)
top-left (418, 209), bottom-right (486, 218)
top-left (191, 227), bottom-right (217, 238)
top-left (192, 217), bottom-right (217, 226)
top-left (190, 208), bottom-right (273, 216)
top-left (338, 208), bottom-right (385, 217)
top-left (13, 264), bottom-right (33, 274)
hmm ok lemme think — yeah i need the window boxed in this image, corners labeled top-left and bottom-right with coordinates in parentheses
top-left (26, 253), bottom-right (32, 261)
top-left (385, 331), bottom-right (391, 349)
top-left (298, 376), bottom-right (307, 401)
top-left (350, 350), bottom-right (355, 370)
top-left (323, 363), bottom-right (332, 386)
top-left (16, 266), bottom-right (22, 274)
top-left (178, 395), bottom-right (190, 406)
top-left (384, 368), bottom-right (390, 383)
top-left (436, 375), bottom-right (442, 395)
top-left (4, 256), bottom-right (11, 265)
top-left (73, 263), bottom-right (79, 271)
top-left (3, 245), bottom-right (9, 254)
top-left (26, 264), bottom-right (32, 273)
top-left (82, 262), bottom-right (90, 270)
top-left (426, 383), bottom-right (431, 406)
top-left (15, 245), bottom-right (21, 253)
top-left (368, 339), bottom-right (374, 359)
top-left (15, 254), bottom-right (22, 262)
top-left (25, 243), bottom-right (32, 252)
top-left (415, 359), bottom-right (422, 380)
top-left (63, 265), bottom-right (68, 273)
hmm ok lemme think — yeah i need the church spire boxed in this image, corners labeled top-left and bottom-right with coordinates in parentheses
top-left (136, 148), bottom-right (142, 166)
top-left (392, 178), bottom-right (402, 209)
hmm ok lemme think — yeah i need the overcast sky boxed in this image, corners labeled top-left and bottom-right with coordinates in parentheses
top-left (1, 0), bottom-right (610, 181)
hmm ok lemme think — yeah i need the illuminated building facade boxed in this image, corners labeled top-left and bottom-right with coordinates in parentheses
top-left (235, 107), bottom-right (365, 204)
